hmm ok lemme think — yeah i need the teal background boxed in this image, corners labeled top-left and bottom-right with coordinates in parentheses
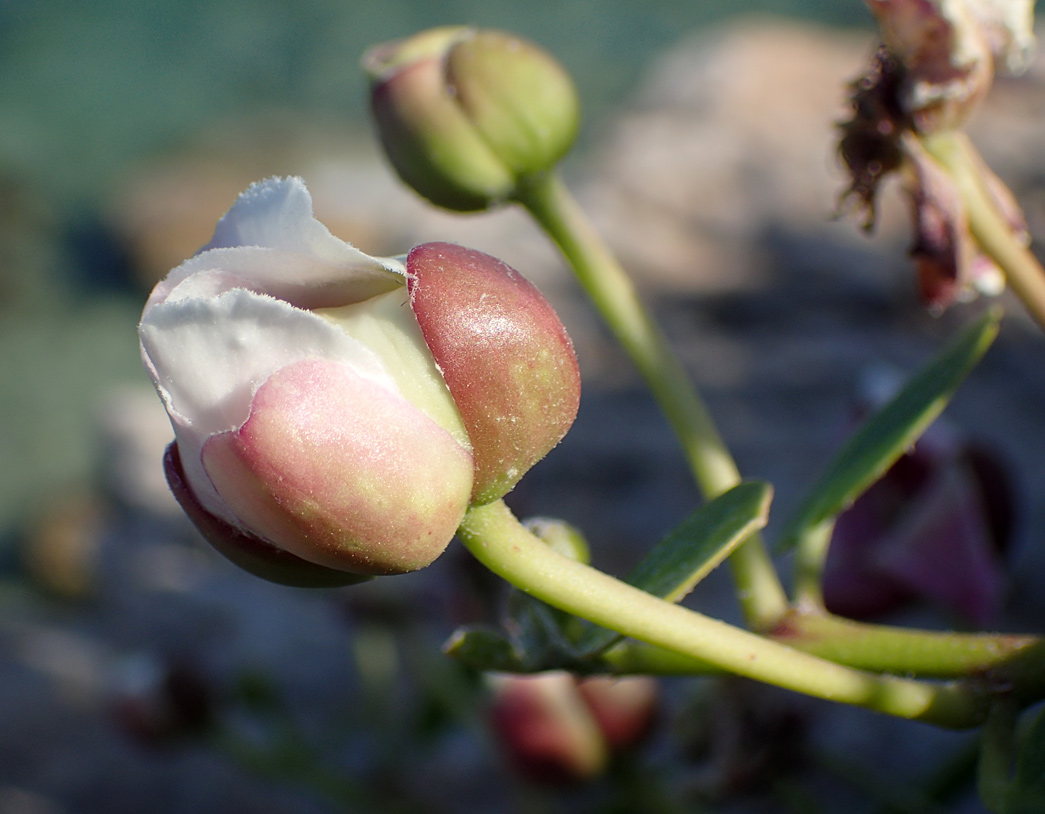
top-left (0, 1), bottom-right (869, 204)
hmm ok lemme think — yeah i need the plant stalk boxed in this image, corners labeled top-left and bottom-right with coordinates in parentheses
top-left (514, 172), bottom-right (788, 629)
top-left (458, 500), bottom-right (985, 728)
top-left (925, 132), bottom-right (1045, 331)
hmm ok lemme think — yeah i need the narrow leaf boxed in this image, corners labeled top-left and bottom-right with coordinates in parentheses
top-left (1006, 705), bottom-right (1045, 814)
top-left (779, 308), bottom-right (1000, 552)
top-left (575, 481), bottom-right (772, 656)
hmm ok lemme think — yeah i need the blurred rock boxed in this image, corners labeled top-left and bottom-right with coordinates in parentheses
top-left (582, 18), bottom-right (887, 294)
top-left (105, 118), bottom-right (397, 292)
top-left (582, 17), bottom-right (1045, 305)
top-left (95, 385), bottom-right (180, 517)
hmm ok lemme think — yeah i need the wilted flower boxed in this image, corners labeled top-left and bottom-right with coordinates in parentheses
top-left (823, 376), bottom-right (1015, 625)
top-left (139, 177), bottom-right (579, 585)
top-left (864, 0), bottom-right (1035, 133)
top-left (838, 0), bottom-right (1034, 308)
top-left (364, 26), bottom-right (579, 211)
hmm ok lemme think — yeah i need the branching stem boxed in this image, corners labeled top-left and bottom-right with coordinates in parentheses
top-left (458, 500), bottom-right (985, 728)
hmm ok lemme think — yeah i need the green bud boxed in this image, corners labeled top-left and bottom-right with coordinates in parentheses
top-left (523, 517), bottom-right (590, 564)
top-left (363, 27), bottom-right (580, 211)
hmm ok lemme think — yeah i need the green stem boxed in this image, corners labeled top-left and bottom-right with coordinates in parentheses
top-left (773, 612), bottom-right (1045, 683)
top-left (458, 500), bottom-right (984, 728)
top-left (513, 172), bottom-right (788, 629)
top-left (792, 518), bottom-right (835, 610)
top-left (924, 132), bottom-right (1045, 331)
top-left (978, 697), bottom-right (1017, 813)
top-left (596, 611), bottom-right (1045, 685)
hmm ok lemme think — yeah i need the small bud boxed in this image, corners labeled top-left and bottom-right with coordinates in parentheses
top-left (487, 672), bottom-right (607, 784)
top-left (524, 517), bottom-right (591, 564)
top-left (487, 673), bottom-right (658, 784)
top-left (575, 676), bottom-right (658, 751)
top-left (364, 27), bottom-right (579, 211)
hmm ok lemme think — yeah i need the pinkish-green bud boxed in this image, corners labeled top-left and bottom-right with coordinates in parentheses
top-left (575, 676), bottom-right (658, 751)
top-left (139, 179), bottom-right (579, 583)
top-left (363, 27), bottom-right (579, 211)
top-left (487, 673), bottom-right (658, 784)
top-left (164, 443), bottom-right (367, 587)
top-left (407, 242), bottom-right (581, 504)
top-left (138, 177), bottom-right (475, 580)
top-left (487, 672), bottom-right (608, 784)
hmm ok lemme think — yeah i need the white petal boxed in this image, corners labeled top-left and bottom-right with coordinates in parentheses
top-left (144, 178), bottom-right (406, 314)
top-left (139, 286), bottom-right (400, 523)
top-left (204, 176), bottom-right (404, 292)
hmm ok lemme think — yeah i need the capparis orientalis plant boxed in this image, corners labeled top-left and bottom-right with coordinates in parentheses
top-left (139, 3), bottom-right (1045, 810)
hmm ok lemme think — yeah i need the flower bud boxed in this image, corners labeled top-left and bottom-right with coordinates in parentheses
top-left (487, 672), bottom-right (658, 784)
top-left (363, 27), bottom-right (579, 211)
top-left (487, 672), bottom-right (608, 784)
top-left (575, 675), bottom-right (658, 751)
top-left (523, 517), bottom-right (590, 564)
top-left (138, 177), bottom-right (578, 583)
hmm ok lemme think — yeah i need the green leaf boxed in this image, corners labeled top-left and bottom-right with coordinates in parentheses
top-left (442, 625), bottom-right (528, 672)
top-left (1006, 705), bottom-right (1045, 814)
top-left (779, 308), bottom-right (1000, 552)
top-left (575, 481), bottom-right (773, 656)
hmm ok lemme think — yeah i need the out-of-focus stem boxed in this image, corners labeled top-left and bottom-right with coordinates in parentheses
top-left (925, 132), bottom-right (1045, 331)
top-left (458, 500), bottom-right (986, 728)
top-left (978, 697), bottom-right (1018, 812)
top-left (514, 172), bottom-right (788, 629)
top-left (792, 518), bottom-right (835, 610)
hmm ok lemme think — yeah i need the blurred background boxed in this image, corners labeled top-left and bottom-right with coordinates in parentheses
top-left (2, 1), bottom-right (1044, 812)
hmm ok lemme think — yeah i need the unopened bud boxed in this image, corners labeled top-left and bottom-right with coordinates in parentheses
top-left (364, 27), bottom-right (579, 211)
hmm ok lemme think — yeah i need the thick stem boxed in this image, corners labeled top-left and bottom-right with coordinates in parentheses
top-left (925, 132), bottom-right (1045, 331)
top-left (772, 611), bottom-right (1045, 683)
top-left (598, 611), bottom-right (1045, 687)
top-left (458, 500), bottom-right (985, 728)
top-left (513, 172), bottom-right (788, 629)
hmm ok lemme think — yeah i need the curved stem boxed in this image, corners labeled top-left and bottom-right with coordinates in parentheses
top-left (458, 500), bottom-right (984, 728)
top-left (513, 172), bottom-right (788, 629)
top-left (925, 132), bottom-right (1045, 331)
top-left (598, 611), bottom-right (1045, 686)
